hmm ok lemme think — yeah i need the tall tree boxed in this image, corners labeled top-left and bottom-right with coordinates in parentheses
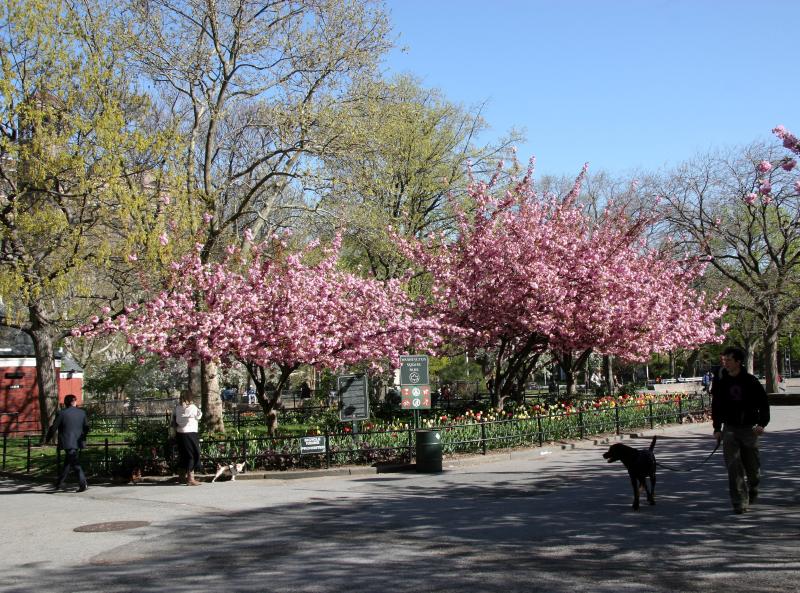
top-left (399, 163), bottom-right (724, 406)
top-left (121, 0), bottom-right (392, 430)
top-left (0, 0), bottom-right (173, 436)
top-left (657, 129), bottom-right (800, 394)
top-left (81, 233), bottom-right (440, 434)
top-left (318, 75), bottom-right (520, 280)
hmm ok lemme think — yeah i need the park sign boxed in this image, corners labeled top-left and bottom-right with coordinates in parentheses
top-left (400, 355), bottom-right (429, 385)
top-left (338, 374), bottom-right (369, 421)
top-left (399, 355), bottom-right (430, 410)
top-left (299, 436), bottom-right (327, 455)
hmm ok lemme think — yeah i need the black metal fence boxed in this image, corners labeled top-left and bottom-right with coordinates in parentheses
top-left (1, 393), bottom-right (711, 478)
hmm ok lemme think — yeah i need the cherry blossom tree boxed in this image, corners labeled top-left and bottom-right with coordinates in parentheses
top-left (400, 162), bottom-right (725, 404)
top-left (79, 235), bottom-right (440, 433)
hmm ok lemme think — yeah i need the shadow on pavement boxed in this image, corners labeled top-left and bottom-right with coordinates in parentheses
top-left (4, 425), bottom-right (800, 593)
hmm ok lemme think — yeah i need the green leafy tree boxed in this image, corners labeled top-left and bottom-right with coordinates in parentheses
top-left (0, 0), bottom-right (175, 437)
top-left (121, 0), bottom-right (392, 431)
top-left (319, 75), bottom-right (521, 280)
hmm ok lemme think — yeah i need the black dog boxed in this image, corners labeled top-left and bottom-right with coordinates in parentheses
top-left (603, 436), bottom-right (657, 511)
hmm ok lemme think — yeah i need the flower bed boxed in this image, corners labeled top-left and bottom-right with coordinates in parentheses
top-left (196, 392), bottom-right (709, 472)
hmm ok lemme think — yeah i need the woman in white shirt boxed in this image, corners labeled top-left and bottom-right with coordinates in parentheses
top-left (173, 390), bottom-right (203, 485)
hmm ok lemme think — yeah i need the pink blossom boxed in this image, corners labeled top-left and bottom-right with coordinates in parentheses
top-left (396, 163), bottom-right (724, 367)
top-left (744, 193), bottom-right (757, 205)
top-left (128, 253), bottom-right (138, 262)
top-left (759, 180), bottom-right (772, 195)
top-left (782, 158), bottom-right (797, 171)
top-left (203, 212), bottom-right (214, 224)
top-left (244, 228), bottom-right (254, 242)
top-left (160, 194), bottom-right (171, 205)
top-left (757, 160), bottom-right (772, 173)
top-left (795, 180), bottom-right (800, 192)
top-left (83, 234), bottom-right (441, 378)
top-left (773, 125), bottom-right (800, 153)
top-left (762, 195), bottom-right (774, 205)
top-left (159, 233), bottom-right (169, 246)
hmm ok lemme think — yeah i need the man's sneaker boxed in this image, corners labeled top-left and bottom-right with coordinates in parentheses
top-left (77, 484), bottom-right (88, 493)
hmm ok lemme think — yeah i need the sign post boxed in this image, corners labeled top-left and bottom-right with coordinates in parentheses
top-left (337, 374), bottom-right (369, 422)
top-left (399, 355), bottom-right (431, 410)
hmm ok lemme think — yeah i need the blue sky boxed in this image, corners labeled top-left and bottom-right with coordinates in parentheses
top-left (382, 0), bottom-right (800, 178)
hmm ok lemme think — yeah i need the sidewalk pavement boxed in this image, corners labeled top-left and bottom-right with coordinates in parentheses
top-left (2, 407), bottom-right (799, 593)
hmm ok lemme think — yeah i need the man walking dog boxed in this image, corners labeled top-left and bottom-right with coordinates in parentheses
top-left (711, 346), bottom-right (770, 514)
top-left (47, 394), bottom-right (89, 492)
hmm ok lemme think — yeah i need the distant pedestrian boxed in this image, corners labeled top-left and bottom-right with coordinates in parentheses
top-left (711, 346), bottom-right (770, 514)
top-left (173, 390), bottom-right (203, 486)
top-left (701, 371), bottom-right (712, 393)
top-left (47, 394), bottom-right (89, 492)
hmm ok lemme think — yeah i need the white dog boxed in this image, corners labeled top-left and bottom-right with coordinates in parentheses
top-left (212, 461), bottom-right (246, 482)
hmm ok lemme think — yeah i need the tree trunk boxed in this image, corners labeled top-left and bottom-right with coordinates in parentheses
top-left (603, 355), bottom-right (615, 395)
top-left (248, 362), bottom-right (292, 436)
top-left (584, 356), bottom-right (591, 390)
top-left (556, 350), bottom-right (592, 399)
top-left (189, 363), bottom-right (202, 398)
top-left (201, 360), bottom-right (224, 433)
top-left (742, 340), bottom-right (756, 375)
top-left (764, 317), bottom-right (781, 394)
top-left (29, 307), bottom-right (59, 443)
top-left (682, 350), bottom-right (700, 378)
top-left (564, 368), bottom-right (576, 397)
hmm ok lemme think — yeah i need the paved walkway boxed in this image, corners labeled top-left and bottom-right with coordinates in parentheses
top-left (2, 407), bottom-right (799, 593)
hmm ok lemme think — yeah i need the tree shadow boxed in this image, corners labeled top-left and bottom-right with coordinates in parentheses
top-left (4, 426), bottom-right (800, 593)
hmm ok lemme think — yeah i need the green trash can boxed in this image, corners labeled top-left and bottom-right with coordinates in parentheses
top-left (416, 430), bottom-right (442, 473)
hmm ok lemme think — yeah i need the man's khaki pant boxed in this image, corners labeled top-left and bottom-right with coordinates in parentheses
top-left (722, 425), bottom-right (760, 511)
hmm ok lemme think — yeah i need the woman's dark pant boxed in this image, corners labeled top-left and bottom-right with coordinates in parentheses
top-left (177, 432), bottom-right (201, 472)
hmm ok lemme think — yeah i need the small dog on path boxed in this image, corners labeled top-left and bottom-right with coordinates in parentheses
top-left (603, 436), bottom-right (657, 511)
top-left (212, 461), bottom-right (246, 482)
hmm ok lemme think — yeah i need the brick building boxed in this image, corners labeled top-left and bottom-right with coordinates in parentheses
top-left (0, 326), bottom-right (84, 436)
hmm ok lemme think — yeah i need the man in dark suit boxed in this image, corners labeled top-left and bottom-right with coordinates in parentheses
top-left (47, 394), bottom-right (89, 492)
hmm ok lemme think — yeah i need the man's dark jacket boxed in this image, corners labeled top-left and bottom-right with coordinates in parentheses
top-left (711, 370), bottom-right (770, 432)
top-left (47, 406), bottom-right (89, 450)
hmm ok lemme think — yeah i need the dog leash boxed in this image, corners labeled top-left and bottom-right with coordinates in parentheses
top-left (656, 440), bottom-right (721, 472)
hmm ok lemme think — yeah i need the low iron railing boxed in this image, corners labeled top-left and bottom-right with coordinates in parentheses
top-left (1, 393), bottom-right (710, 478)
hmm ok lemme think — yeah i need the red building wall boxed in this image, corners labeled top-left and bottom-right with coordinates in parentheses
top-left (0, 358), bottom-right (83, 435)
